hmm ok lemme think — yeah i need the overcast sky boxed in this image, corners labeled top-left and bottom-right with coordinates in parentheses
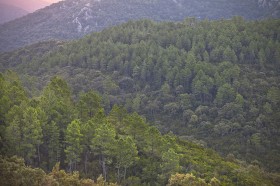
top-left (0, 0), bottom-right (62, 12)
top-left (44, 0), bottom-right (61, 3)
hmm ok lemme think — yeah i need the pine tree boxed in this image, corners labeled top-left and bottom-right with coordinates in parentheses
top-left (22, 107), bottom-right (43, 165)
top-left (6, 105), bottom-right (43, 165)
top-left (78, 91), bottom-right (102, 121)
top-left (91, 121), bottom-right (116, 181)
top-left (46, 121), bottom-right (60, 169)
top-left (114, 136), bottom-right (138, 182)
top-left (65, 119), bottom-right (83, 172)
top-left (40, 77), bottom-right (76, 167)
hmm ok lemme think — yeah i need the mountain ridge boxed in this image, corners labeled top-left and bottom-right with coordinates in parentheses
top-left (0, 0), bottom-right (279, 52)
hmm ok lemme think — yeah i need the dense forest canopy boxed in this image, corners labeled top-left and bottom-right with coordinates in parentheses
top-left (1, 17), bottom-right (279, 172)
top-left (0, 17), bottom-right (280, 185)
top-left (0, 72), bottom-right (280, 186)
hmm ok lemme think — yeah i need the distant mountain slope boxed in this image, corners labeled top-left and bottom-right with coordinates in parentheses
top-left (0, 0), bottom-right (279, 52)
top-left (0, 3), bottom-right (28, 24)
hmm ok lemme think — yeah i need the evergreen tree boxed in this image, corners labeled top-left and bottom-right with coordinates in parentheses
top-left (65, 119), bottom-right (83, 172)
top-left (78, 91), bottom-right (102, 121)
top-left (91, 121), bottom-right (116, 181)
top-left (114, 136), bottom-right (138, 182)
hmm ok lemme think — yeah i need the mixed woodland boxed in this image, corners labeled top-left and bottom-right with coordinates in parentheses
top-left (0, 17), bottom-right (280, 185)
top-left (0, 73), bottom-right (280, 185)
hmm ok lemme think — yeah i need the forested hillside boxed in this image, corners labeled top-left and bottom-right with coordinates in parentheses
top-left (0, 0), bottom-right (279, 51)
top-left (1, 17), bottom-right (279, 172)
top-left (0, 72), bottom-right (280, 185)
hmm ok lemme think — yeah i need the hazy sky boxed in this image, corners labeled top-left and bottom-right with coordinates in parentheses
top-left (0, 0), bottom-right (61, 12)
top-left (44, 0), bottom-right (61, 3)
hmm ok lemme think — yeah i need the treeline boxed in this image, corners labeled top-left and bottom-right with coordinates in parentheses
top-left (1, 72), bottom-right (279, 185)
top-left (0, 17), bottom-right (280, 171)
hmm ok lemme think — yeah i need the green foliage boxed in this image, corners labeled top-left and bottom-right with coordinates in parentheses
top-left (65, 119), bottom-right (83, 172)
top-left (114, 136), bottom-right (138, 182)
top-left (78, 91), bottom-right (102, 121)
top-left (0, 156), bottom-right (46, 186)
top-left (160, 148), bottom-right (181, 183)
top-left (0, 71), bottom-right (28, 153)
top-left (21, 106), bottom-right (43, 164)
top-left (5, 103), bottom-right (43, 164)
top-left (0, 74), bottom-right (279, 185)
top-left (91, 121), bottom-right (116, 181)
top-left (0, 17), bottom-right (280, 184)
top-left (267, 87), bottom-right (280, 105)
top-left (45, 121), bottom-right (60, 170)
top-left (0, 156), bottom-right (118, 186)
top-left (167, 173), bottom-right (211, 186)
top-left (215, 83), bottom-right (236, 107)
top-left (39, 76), bottom-right (76, 169)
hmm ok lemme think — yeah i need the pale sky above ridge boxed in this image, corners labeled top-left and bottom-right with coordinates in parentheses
top-left (0, 0), bottom-right (61, 12)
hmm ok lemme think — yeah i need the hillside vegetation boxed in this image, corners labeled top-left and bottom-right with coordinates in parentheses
top-left (1, 17), bottom-right (280, 173)
top-left (0, 73), bottom-right (280, 185)
top-left (0, 0), bottom-right (279, 51)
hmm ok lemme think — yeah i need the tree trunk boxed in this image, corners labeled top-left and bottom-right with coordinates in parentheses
top-left (37, 144), bottom-right (41, 166)
top-left (117, 167), bottom-right (120, 183)
top-left (84, 151), bottom-right (88, 175)
top-left (101, 154), bottom-right (107, 181)
top-left (124, 167), bottom-right (127, 180)
top-left (69, 160), bottom-right (72, 172)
